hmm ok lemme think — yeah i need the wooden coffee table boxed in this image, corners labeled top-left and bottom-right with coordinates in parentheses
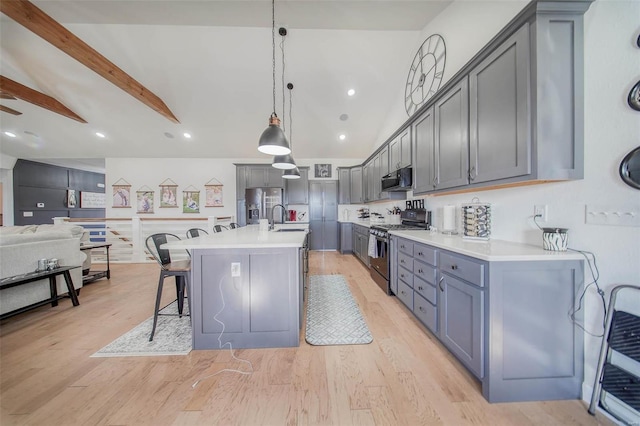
top-left (80, 243), bottom-right (112, 284)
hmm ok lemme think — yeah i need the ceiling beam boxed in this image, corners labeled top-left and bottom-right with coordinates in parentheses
top-left (0, 75), bottom-right (86, 122)
top-left (0, 105), bottom-right (22, 115)
top-left (1, 0), bottom-right (180, 123)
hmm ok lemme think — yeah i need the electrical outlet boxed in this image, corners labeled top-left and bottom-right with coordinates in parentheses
top-left (534, 204), bottom-right (548, 222)
top-left (231, 262), bottom-right (241, 277)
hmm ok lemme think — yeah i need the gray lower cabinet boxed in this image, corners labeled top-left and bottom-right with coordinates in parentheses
top-left (285, 167), bottom-right (309, 204)
top-left (338, 222), bottom-right (353, 254)
top-left (190, 247), bottom-right (301, 349)
top-left (352, 224), bottom-right (369, 266)
top-left (392, 236), bottom-right (584, 403)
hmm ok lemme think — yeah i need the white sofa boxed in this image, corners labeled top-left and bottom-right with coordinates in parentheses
top-left (0, 224), bottom-right (86, 316)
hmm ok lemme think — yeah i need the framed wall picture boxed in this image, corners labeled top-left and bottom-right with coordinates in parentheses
top-left (136, 187), bottom-right (154, 214)
top-left (205, 178), bottom-right (224, 207)
top-left (112, 178), bottom-right (131, 208)
top-left (159, 178), bottom-right (179, 208)
top-left (314, 163), bottom-right (332, 178)
top-left (183, 187), bottom-right (200, 213)
top-left (80, 191), bottom-right (106, 208)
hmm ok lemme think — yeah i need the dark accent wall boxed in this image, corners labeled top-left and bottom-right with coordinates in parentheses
top-left (13, 159), bottom-right (105, 225)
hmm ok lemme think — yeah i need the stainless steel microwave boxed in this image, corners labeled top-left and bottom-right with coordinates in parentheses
top-left (381, 167), bottom-right (412, 191)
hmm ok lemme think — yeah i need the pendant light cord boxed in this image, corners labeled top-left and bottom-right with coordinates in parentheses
top-left (271, 0), bottom-right (276, 117)
top-left (288, 85), bottom-right (293, 147)
top-left (281, 32), bottom-right (286, 132)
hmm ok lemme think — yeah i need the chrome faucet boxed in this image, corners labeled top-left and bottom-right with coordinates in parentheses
top-left (270, 204), bottom-right (287, 230)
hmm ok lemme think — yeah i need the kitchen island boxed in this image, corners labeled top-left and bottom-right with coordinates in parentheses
top-left (163, 225), bottom-right (308, 350)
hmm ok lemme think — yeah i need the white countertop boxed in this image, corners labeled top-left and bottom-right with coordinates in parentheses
top-left (338, 220), bottom-right (371, 227)
top-left (162, 224), bottom-right (309, 249)
top-left (389, 230), bottom-right (584, 262)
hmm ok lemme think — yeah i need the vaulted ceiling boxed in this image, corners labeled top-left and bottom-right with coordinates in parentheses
top-left (0, 0), bottom-right (452, 166)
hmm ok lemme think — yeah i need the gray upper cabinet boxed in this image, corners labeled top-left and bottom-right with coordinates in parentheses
top-left (434, 78), bottom-right (469, 190)
top-left (338, 167), bottom-right (351, 204)
top-left (247, 165), bottom-right (283, 188)
top-left (389, 127), bottom-right (411, 171)
top-left (350, 167), bottom-right (363, 204)
top-left (379, 145), bottom-right (389, 180)
top-left (413, 107), bottom-right (436, 194)
top-left (285, 167), bottom-right (309, 204)
top-left (469, 24), bottom-right (530, 183)
top-left (362, 162), bottom-right (372, 203)
top-left (236, 166), bottom-right (247, 199)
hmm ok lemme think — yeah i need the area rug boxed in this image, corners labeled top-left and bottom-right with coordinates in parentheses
top-left (305, 275), bottom-right (373, 346)
top-left (91, 301), bottom-right (192, 357)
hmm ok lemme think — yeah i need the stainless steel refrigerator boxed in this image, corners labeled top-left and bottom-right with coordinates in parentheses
top-left (245, 187), bottom-right (285, 225)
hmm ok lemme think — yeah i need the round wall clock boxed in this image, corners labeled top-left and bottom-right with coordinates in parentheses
top-left (405, 34), bottom-right (446, 116)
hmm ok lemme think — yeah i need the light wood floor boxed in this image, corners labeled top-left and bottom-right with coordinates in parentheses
top-left (0, 251), bottom-right (613, 425)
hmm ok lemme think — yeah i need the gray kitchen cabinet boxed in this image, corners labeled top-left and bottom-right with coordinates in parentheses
top-left (363, 162), bottom-right (372, 203)
top-left (352, 224), bottom-right (369, 266)
top-left (469, 24), bottom-right (530, 183)
top-left (309, 181), bottom-right (338, 250)
top-left (338, 222), bottom-right (353, 254)
top-left (191, 246), bottom-right (301, 349)
top-left (350, 167), bottom-right (363, 204)
top-left (236, 166), bottom-right (247, 199)
top-left (389, 236), bottom-right (398, 295)
top-left (372, 154), bottom-right (381, 200)
top-left (389, 127), bottom-right (411, 171)
top-left (438, 269), bottom-right (485, 379)
top-left (434, 78), bottom-right (469, 190)
top-left (391, 235), bottom-right (584, 403)
top-left (338, 167), bottom-right (351, 204)
top-left (379, 145), bottom-right (389, 182)
top-left (247, 165), bottom-right (284, 188)
top-left (412, 107), bottom-right (436, 193)
top-left (285, 167), bottom-right (309, 204)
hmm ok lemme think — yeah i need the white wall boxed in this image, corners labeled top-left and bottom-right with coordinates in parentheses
top-left (372, 0), bottom-right (640, 401)
top-left (0, 153), bottom-right (17, 226)
top-left (105, 157), bottom-right (362, 220)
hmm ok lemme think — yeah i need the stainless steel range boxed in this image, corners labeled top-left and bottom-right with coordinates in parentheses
top-left (369, 209), bottom-right (431, 294)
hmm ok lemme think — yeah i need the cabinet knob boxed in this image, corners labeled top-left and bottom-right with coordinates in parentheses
top-left (451, 265), bottom-right (458, 270)
top-left (418, 252), bottom-right (423, 256)
top-left (419, 306), bottom-right (425, 312)
top-left (438, 276), bottom-right (445, 291)
top-left (418, 269), bottom-right (423, 274)
top-left (401, 290), bottom-right (406, 295)
top-left (401, 274), bottom-right (405, 278)
top-left (401, 259), bottom-right (405, 264)
top-left (418, 286), bottom-right (423, 291)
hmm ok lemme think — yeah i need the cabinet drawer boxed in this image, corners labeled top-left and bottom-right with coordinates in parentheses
top-left (398, 252), bottom-right (413, 271)
top-left (414, 276), bottom-right (436, 305)
top-left (414, 243), bottom-right (437, 266)
top-left (439, 252), bottom-right (485, 287)
top-left (413, 260), bottom-right (436, 286)
top-left (414, 293), bottom-right (437, 334)
top-left (398, 266), bottom-right (413, 288)
top-left (398, 239), bottom-right (414, 256)
top-left (396, 280), bottom-right (413, 310)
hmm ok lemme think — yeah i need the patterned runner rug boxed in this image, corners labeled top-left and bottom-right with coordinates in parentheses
top-left (91, 301), bottom-right (191, 357)
top-left (305, 275), bottom-right (373, 346)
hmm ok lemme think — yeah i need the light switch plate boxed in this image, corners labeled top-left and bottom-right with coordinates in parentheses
top-left (231, 262), bottom-right (241, 277)
top-left (37, 202), bottom-right (45, 208)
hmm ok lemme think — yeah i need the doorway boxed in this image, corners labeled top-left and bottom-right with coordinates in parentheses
top-left (309, 181), bottom-right (338, 250)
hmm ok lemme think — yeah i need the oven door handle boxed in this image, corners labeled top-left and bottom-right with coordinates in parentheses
top-left (375, 236), bottom-right (388, 243)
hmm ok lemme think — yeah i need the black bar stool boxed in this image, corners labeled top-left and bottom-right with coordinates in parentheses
top-left (186, 228), bottom-right (208, 238)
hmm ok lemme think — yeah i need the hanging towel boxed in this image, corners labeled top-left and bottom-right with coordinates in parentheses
top-left (368, 234), bottom-right (379, 258)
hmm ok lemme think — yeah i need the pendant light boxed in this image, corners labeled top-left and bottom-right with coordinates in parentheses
top-left (283, 83), bottom-right (301, 179)
top-left (258, 0), bottom-right (291, 156)
top-left (273, 27), bottom-right (297, 169)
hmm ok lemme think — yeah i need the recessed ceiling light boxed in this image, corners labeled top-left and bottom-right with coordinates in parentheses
top-left (347, 89), bottom-right (355, 96)
top-left (95, 132), bottom-right (106, 138)
top-left (4, 131), bottom-right (16, 138)
top-left (339, 114), bottom-right (349, 121)
top-left (183, 132), bottom-right (192, 139)
top-left (339, 134), bottom-right (346, 141)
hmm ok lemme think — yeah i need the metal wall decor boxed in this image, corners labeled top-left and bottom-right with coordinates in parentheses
top-left (314, 164), bottom-right (332, 178)
top-left (628, 80), bottom-right (640, 111)
top-left (205, 178), bottom-right (224, 207)
top-left (136, 185), bottom-right (154, 214)
top-left (159, 178), bottom-right (178, 208)
top-left (405, 34), bottom-right (446, 116)
top-left (619, 146), bottom-right (640, 190)
top-left (182, 185), bottom-right (200, 213)
top-left (112, 178), bottom-right (131, 208)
